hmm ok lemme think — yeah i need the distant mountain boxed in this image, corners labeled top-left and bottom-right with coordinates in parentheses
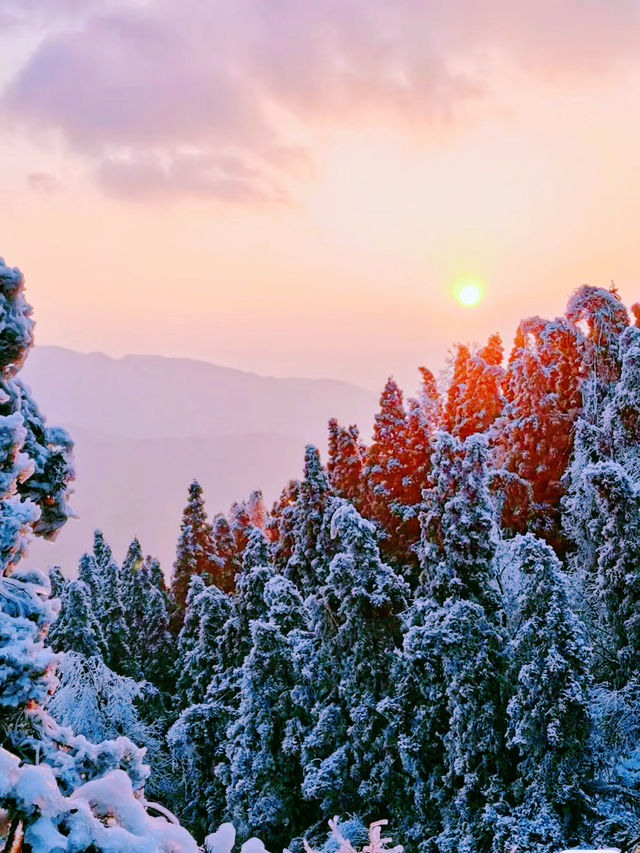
top-left (22, 347), bottom-right (378, 574)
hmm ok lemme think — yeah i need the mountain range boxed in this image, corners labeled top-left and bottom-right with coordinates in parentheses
top-left (21, 347), bottom-right (378, 575)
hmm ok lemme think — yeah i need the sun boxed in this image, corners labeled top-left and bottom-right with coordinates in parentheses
top-left (453, 275), bottom-right (485, 308)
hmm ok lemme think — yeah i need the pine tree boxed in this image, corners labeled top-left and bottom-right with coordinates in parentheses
top-left (226, 575), bottom-right (314, 849)
top-left (444, 335), bottom-right (504, 440)
top-left (435, 599), bottom-right (506, 853)
top-left (566, 284), bottom-right (629, 423)
top-left (48, 565), bottom-right (67, 599)
top-left (141, 585), bottom-right (176, 692)
top-left (102, 557), bottom-right (134, 676)
top-left (501, 535), bottom-right (593, 852)
top-left (420, 431), bottom-right (499, 612)
top-left (363, 378), bottom-right (416, 556)
top-left (583, 461), bottom-right (640, 688)
top-left (48, 579), bottom-right (105, 659)
top-left (171, 479), bottom-right (214, 629)
top-left (493, 316), bottom-right (582, 547)
top-left (279, 445), bottom-right (333, 597)
top-left (327, 417), bottom-right (365, 504)
top-left (301, 500), bottom-right (409, 819)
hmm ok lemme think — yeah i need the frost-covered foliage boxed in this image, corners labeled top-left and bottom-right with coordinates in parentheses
top-left (0, 257), bottom-right (198, 853)
top-left (45, 282), bottom-right (640, 852)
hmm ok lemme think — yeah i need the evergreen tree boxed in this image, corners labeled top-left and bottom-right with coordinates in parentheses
top-left (78, 550), bottom-right (101, 611)
top-left (584, 461), bottom-right (640, 688)
top-left (243, 525), bottom-right (270, 570)
top-left (178, 583), bottom-right (231, 707)
top-left (327, 417), bottom-right (366, 504)
top-left (493, 316), bottom-right (582, 547)
top-left (170, 563), bottom-right (276, 837)
top-left (102, 557), bottom-right (134, 676)
top-left (363, 378), bottom-right (417, 560)
top-left (48, 565), bottom-right (67, 599)
top-left (444, 335), bottom-right (504, 440)
top-left (566, 284), bottom-right (629, 423)
top-left (209, 511), bottom-right (241, 592)
top-left (174, 574), bottom-right (208, 708)
top-left (247, 489), bottom-right (267, 528)
top-left (141, 585), bottom-right (176, 692)
top-left (170, 479), bottom-right (214, 629)
top-left (500, 535), bottom-right (593, 852)
top-left (436, 599), bottom-right (506, 853)
top-left (602, 324), bottom-right (640, 470)
top-left (420, 432), bottom-right (499, 612)
top-left (48, 579), bottom-right (105, 659)
top-left (279, 445), bottom-right (333, 597)
top-left (301, 500), bottom-right (409, 820)
top-left (226, 576), bottom-right (313, 849)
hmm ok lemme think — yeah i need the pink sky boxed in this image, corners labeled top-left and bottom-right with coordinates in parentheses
top-left (1, 0), bottom-right (640, 392)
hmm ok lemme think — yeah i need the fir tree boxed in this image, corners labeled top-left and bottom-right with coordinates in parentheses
top-left (171, 479), bottom-right (214, 629)
top-left (566, 284), bottom-right (629, 423)
top-left (584, 461), bottom-right (640, 688)
top-left (500, 535), bottom-right (593, 853)
top-left (327, 417), bottom-right (366, 504)
top-left (363, 378), bottom-right (418, 562)
top-left (226, 575), bottom-right (314, 849)
top-left (420, 432), bottom-right (499, 612)
top-left (209, 512), bottom-right (241, 592)
top-left (493, 315), bottom-right (582, 547)
top-left (302, 500), bottom-right (409, 820)
top-left (48, 579), bottom-right (105, 659)
top-left (444, 335), bottom-right (504, 440)
top-left (280, 445), bottom-right (333, 597)
top-left (102, 557), bottom-right (134, 676)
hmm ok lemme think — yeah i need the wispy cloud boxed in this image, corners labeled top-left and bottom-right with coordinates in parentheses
top-left (3, 0), bottom-right (639, 201)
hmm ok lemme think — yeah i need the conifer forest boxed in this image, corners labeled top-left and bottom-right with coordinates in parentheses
top-left (4, 254), bottom-right (640, 853)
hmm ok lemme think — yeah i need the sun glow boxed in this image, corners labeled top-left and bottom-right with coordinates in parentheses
top-left (453, 276), bottom-right (485, 308)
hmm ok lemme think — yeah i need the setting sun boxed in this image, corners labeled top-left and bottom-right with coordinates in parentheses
top-left (453, 276), bottom-right (485, 308)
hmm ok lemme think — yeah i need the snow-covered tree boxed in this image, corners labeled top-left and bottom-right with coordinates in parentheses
top-left (278, 445), bottom-right (332, 597)
top-left (47, 579), bottom-right (105, 659)
top-left (226, 575), bottom-right (313, 849)
top-left (301, 501), bottom-right (409, 820)
top-left (443, 335), bottom-right (504, 441)
top-left (435, 599), bottom-right (506, 853)
top-left (500, 535), bottom-right (593, 852)
top-left (171, 479), bottom-right (214, 628)
top-left (102, 556), bottom-right (134, 676)
top-left (420, 432), bottom-right (499, 613)
top-left (566, 284), bottom-right (629, 424)
top-left (327, 417), bottom-right (366, 504)
top-left (0, 257), bottom-right (197, 853)
top-left (493, 316), bottom-right (581, 547)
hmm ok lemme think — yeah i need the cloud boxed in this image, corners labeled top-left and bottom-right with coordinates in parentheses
top-left (27, 170), bottom-right (61, 195)
top-left (3, 0), bottom-right (640, 201)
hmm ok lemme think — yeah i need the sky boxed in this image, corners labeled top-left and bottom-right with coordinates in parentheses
top-left (1, 0), bottom-right (640, 393)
